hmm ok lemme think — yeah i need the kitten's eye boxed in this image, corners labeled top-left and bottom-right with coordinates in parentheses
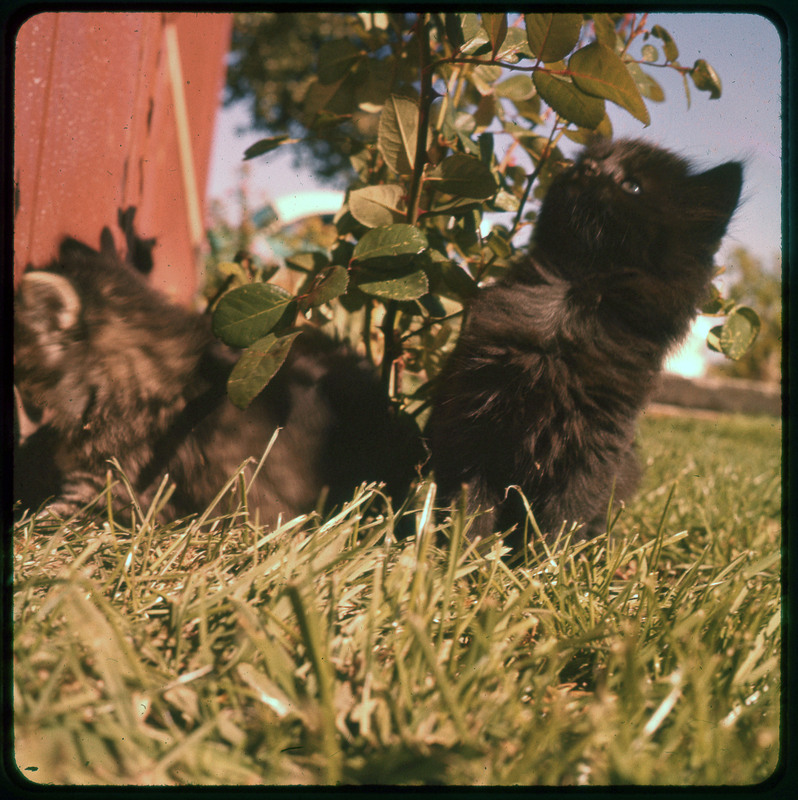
top-left (620, 177), bottom-right (642, 195)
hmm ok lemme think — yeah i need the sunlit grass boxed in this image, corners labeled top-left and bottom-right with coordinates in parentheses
top-left (13, 413), bottom-right (781, 785)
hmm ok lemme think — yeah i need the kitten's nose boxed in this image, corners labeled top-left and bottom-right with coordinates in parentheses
top-left (582, 158), bottom-right (600, 177)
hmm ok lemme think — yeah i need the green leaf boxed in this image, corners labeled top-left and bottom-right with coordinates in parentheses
top-left (453, 109), bottom-right (477, 137)
top-left (349, 184), bottom-right (407, 227)
top-left (473, 93), bottom-right (496, 129)
top-left (591, 13), bottom-right (617, 49)
top-left (568, 42), bottom-right (650, 125)
top-left (378, 95), bottom-right (429, 175)
top-left (681, 67), bottom-right (692, 109)
top-left (243, 135), bottom-right (298, 161)
top-left (511, 95), bottom-right (544, 125)
top-left (441, 108), bottom-right (480, 156)
top-left (457, 13), bottom-right (483, 46)
top-left (524, 15), bottom-right (582, 66)
top-left (352, 224), bottom-right (428, 264)
top-left (425, 196), bottom-right (484, 218)
top-left (461, 31), bottom-right (491, 57)
top-left (414, 292), bottom-right (448, 319)
top-left (563, 113), bottom-right (613, 143)
top-left (444, 13), bottom-right (465, 51)
top-left (641, 44), bottom-right (658, 63)
top-left (625, 61), bottom-right (665, 103)
top-left (485, 228), bottom-right (512, 259)
top-left (479, 132), bottom-right (494, 165)
top-left (353, 265), bottom-right (429, 301)
top-left (491, 189), bottom-right (521, 213)
top-left (356, 57), bottom-right (395, 111)
top-left (302, 77), bottom-right (346, 125)
top-left (451, 210), bottom-right (482, 254)
top-left (524, 13), bottom-right (582, 62)
top-left (317, 39), bottom-right (362, 85)
top-left (286, 251), bottom-right (330, 274)
top-left (651, 25), bottom-right (679, 62)
top-left (707, 307), bottom-right (761, 360)
top-left (212, 283), bottom-right (296, 348)
top-left (471, 64), bottom-right (502, 92)
top-left (533, 71), bottom-right (606, 129)
top-left (227, 332), bottom-right (301, 409)
top-left (427, 154), bottom-right (497, 200)
top-left (482, 13), bottom-right (508, 57)
top-left (216, 261), bottom-right (249, 282)
top-left (701, 283), bottom-right (735, 316)
top-left (438, 259), bottom-right (479, 299)
top-left (691, 59), bottom-right (722, 99)
top-left (494, 26), bottom-right (534, 62)
top-left (298, 265), bottom-right (349, 311)
top-left (495, 74), bottom-right (536, 101)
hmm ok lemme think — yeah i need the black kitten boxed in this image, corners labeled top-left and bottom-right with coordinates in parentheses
top-left (14, 222), bottom-right (420, 523)
top-left (428, 138), bottom-right (743, 546)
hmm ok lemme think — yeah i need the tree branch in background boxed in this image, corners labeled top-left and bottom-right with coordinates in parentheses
top-left (406, 15), bottom-right (433, 225)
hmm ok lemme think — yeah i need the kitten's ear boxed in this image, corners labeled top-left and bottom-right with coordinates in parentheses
top-left (58, 236), bottom-right (101, 262)
top-left (18, 271), bottom-right (82, 332)
top-left (118, 206), bottom-right (156, 275)
top-left (100, 226), bottom-right (118, 260)
top-left (689, 162), bottom-right (744, 231)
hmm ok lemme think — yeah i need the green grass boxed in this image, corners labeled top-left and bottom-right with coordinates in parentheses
top-left (12, 413), bottom-right (781, 786)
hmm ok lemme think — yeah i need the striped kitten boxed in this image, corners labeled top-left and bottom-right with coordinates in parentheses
top-left (14, 216), bottom-right (420, 523)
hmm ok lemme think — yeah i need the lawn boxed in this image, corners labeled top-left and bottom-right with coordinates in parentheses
top-left (11, 411), bottom-right (782, 786)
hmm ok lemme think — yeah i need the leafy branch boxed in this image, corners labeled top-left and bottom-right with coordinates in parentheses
top-left (208, 11), bottom-right (753, 410)
top-left (407, 16), bottom-right (434, 226)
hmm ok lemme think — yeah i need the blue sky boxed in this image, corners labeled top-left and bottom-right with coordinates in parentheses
top-left (207, 12), bottom-right (783, 265)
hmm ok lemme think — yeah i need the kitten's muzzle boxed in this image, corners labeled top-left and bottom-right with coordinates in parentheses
top-left (566, 161), bottom-right (619, 202)
top-left (581, 158), bottom-right (600, 177)
top-left (560, 165), bottom-right (599, 196)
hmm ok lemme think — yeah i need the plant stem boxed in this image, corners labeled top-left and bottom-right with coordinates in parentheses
top-left (407, 14), bottom-right (433, 225)
top-left (400, 309), bottom-right (464, 343)
top-left (380, 301), bottom-right (398, 398)
top-left (363, 300), bottom-right (374, 364)
top-left (511, 170), bottom-right (537, 238)
top-left (510, 123), bottom-right (562, 236)
top-left (382, 14), bottom-right (434, 399)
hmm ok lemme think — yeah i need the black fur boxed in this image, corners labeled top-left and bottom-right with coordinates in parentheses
top-left (427, 139), bottom-right (743, 545)
top-left (14, 221), bottom-right (421, 523)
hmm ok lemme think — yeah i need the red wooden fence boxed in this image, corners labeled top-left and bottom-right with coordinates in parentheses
top-left (14, 11), bottom-right (232, 302)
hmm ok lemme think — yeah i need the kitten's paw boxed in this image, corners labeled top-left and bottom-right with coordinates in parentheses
top-left (38, 499), bottom-right (80, 522)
